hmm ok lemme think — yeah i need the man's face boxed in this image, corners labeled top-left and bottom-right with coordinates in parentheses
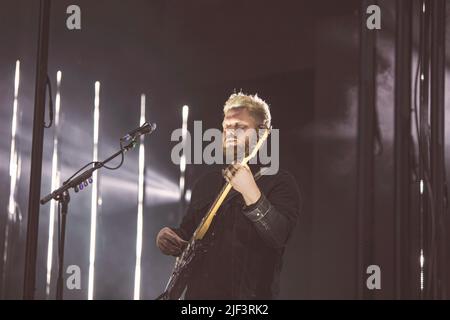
top-left (222, 107), bottom-right (258, 161)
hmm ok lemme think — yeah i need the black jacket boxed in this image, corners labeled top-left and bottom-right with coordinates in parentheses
top-left (172, 165), bottom-right (301, 299)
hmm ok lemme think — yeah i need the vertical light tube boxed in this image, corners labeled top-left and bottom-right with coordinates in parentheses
top-left (133, 94), bottom-right (146, 300)
top-left (45, 70), bottom-right (62, 297)
top-left (88, 81), bottom-right (100, 300)
top-left (420, 249), bottom-right (425, 291)
top-left (7, 60), bottom-right (20, 218)
top-left (2, 60), bottom-right (21, 293)
top-left (179, 105), bottom-right (189, 199)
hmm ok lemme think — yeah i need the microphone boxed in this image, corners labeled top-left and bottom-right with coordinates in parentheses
top-left (121, 122), bottom-right (157, 142)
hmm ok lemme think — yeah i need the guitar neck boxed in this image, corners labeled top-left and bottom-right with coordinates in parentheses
top-left (193, 180), bottom-right (232, 240)
top-left (191, 128), bottom-right (270, 241)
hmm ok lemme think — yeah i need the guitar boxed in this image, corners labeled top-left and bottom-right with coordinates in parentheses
top-left (156, 128), bottom-right (270, 300)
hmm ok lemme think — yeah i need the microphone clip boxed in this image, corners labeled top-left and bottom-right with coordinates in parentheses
top-left (120, 121), bottom-right (156, 142)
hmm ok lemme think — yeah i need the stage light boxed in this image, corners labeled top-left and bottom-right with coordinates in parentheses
top-left (2, 60), bottom-right (21, 290)
top-left (134, 94), bottom-right (146, 300)
top-left (180, 155), bottom-right (186, 174)
top-left (7, 60), bottom-right (20, 218)
top-left (182, 105), bottom-right (189, 124)
top-left (179, 105), bottom-right (189, 199)
top-left (145, 171), bottom-right (180, 205)
top-left (179, 176), bottom-right (185, 200)
top-left (88, 81), bottom-right (101, 300)
top-left (420, 249), bottom-right (424, 291)
top-left (185, 189), bottom-right (192, 203)
top-left (46, 70), bottom-right (62, 297)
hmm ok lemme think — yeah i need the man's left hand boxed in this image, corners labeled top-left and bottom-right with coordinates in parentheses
top-left (223, 163), bottom-right (261, 206)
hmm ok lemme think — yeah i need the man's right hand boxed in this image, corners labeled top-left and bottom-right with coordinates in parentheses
top-left (156, 227), bottom-right (188, 256)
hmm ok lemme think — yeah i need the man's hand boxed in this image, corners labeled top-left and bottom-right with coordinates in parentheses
top-left (156, 227), bottom-right (188, 256)
top-left (223, 163), bottom-right (261, 206)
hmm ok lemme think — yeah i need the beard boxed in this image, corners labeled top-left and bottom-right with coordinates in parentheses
top-left (222, 138), bottom-right (251, 164)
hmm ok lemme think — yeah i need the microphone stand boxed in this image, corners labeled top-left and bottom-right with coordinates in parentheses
top-left (55, 188), bottom-right (69, 300)
top-left (40, 138), bottom-right (138, 300)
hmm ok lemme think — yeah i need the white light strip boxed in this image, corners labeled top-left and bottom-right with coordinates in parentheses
top-left (179, 105), bottom-right (189, 198)
top-left (180, 156), bottom-right (186, 175)
top-left (185, 189), bottom-right (192, 203)
top-left (134, 94), bottom-right (146, 300)
top-left (7, 60), bottom-right (20, 218)
top-left (420, 249), bottom-right (424, 291)
top-left (420, 179), bottom-right (424, 195)
top-left (179, 175), bottom-right (185, 199)
top-left (3, 60), bottom-right (21, 287)
top-left (88, 81), bottom-right (100, 300)
top-left (46, 70), bottom-right (62, 297)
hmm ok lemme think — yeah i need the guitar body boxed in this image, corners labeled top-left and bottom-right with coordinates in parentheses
top-left (156, 239), bottom-right (208, 300)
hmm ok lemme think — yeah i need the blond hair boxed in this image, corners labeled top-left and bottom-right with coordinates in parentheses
top-left (223, 92), bottom-right (271, 128)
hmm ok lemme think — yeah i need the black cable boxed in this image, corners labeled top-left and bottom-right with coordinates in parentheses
top-left (102, 153), bottom-right (124, 170)
top-left (44, 75), bottom-right (54, 128)
top-left (102, 142), bottom-right (126, 170)
top-left (412, 6), bottom-right (426, 295)
top-left (413, 40), bottom-right (421, 150)
top-left (64, 161), bottom-right (97, 184)
top-left (64, 141), bottom-right (130, 186)
top-left (412, 0), bottom-right (434, 296)
top-left (413, 0), bottom-right (439, 297)
top-left (424, 171), bottom-right (437, 295)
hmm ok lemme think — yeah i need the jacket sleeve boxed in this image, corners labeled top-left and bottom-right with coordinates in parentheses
top-left (242, 172), bottom-right (301, 249)
top-left (170, 203), bottom-right (197, 241)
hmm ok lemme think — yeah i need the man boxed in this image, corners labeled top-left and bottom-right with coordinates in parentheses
top-left (156, 92), bottom-right (301, 299)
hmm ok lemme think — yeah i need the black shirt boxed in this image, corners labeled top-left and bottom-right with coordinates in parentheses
top-left (172, 165), bottom-right (301, 299)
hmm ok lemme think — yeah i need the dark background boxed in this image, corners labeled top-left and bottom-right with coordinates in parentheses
top-left (0, 0), bottom-right (449, 299)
